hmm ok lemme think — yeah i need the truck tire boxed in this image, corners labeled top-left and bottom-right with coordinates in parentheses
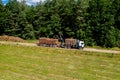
top-left (78, 46), bottom-right (83, 50)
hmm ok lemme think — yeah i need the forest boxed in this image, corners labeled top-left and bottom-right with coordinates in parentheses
top-left (0, 0), bottom-right (120, 47)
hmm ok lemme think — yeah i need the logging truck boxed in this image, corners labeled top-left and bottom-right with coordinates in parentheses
top-left (38, 37), bottom-right (85, 49)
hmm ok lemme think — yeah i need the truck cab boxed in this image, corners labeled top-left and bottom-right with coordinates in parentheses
top-left (77, 40), bottom-right (85, 49)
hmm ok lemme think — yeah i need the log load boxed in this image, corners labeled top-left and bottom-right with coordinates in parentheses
top-left (39, 38), bottom-right (59, 47)
top-left (65, 38), bottom-right (77, 48)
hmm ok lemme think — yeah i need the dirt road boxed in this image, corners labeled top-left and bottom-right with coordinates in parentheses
top-left (84, 48), bottom-right (120, 54)
top-left (0, 41), bottom-right (120, 54)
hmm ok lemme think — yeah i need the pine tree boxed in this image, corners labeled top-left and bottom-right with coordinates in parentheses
top-left (0, 2), bottom-right (6, 35)
top-left (5, 0), bottom-right (21, 36)
top-left (85, 0), bottom-right (116, 47)
top-left (0, 0), bottom-right (2, 5)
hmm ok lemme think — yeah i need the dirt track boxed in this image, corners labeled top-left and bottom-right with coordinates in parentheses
top-left (84, 48), bottom-right (120, 54)
top-left (0, 41), bottom-right (120, 54)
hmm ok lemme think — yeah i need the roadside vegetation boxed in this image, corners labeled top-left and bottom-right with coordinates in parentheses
top-left (0, 44), bottom-right (120, 80)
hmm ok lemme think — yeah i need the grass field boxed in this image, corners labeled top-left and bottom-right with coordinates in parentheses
top-left (0, 44), bottom-right (120, 80)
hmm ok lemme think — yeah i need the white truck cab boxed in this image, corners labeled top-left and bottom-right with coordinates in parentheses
top-left (78, 40), bottom-right (85, 49)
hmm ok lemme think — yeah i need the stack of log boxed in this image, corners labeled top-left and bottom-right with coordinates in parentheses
top-left (39, 38), bottom-right (59, 47)
top-left (39, 38), bottom-right (47, 46)
top-left (65, 38), bottom-right (77, 48)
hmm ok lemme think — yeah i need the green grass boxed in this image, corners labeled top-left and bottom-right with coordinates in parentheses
top-left (26, 40), bottom-right (38, 43)
top-left (0, 44), bottom-right (120, 80)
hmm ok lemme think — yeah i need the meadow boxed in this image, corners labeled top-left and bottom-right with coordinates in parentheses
top-left (0, 44), bottom-right (120, 80)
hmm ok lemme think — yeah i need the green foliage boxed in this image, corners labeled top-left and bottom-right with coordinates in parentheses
top-left (21, 24), bottom-right (35, 39)
top-left (0, 0), bottom-right (2, 5)
top-left (4, 0), bottom-right (21, 36)
top-left (111, 0), bottom-right (120, 30)
top-left (0, 0), bottom-right (120, 47)
top-left (0, 4), bottom-right (5, 35)
top-left (115, 29), bottom-right (120, 47)
top-left (85, 0), bottom-right (120, 47)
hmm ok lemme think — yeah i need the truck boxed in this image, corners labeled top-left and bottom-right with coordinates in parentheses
top-left (38, 37), bottom-right (85, 49)
top-left (59, 38), bottom-right (85, 49)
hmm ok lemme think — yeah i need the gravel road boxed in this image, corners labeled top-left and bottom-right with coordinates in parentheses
top-left (0, 41), bottom-right (120, 54)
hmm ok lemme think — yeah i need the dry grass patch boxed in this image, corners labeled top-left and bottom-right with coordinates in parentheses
top-left (0, 35), bottom-right (25, 42)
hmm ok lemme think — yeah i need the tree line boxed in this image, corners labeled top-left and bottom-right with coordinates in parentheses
top-left (0, 0), bottom-right (120, 47)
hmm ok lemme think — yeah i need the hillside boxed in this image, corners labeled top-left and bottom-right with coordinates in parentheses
top-left (0, 44), bottom-right (120, 80)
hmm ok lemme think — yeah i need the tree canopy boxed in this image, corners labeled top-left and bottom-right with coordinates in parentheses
top-left (0, 0), bottom-right (120, 47)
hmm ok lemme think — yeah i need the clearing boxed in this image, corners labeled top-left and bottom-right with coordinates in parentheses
top-left (0, 44), bottom-right (120, 80)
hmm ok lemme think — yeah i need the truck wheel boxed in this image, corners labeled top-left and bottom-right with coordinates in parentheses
top-left (78, 46), bottom-right (83, 50)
